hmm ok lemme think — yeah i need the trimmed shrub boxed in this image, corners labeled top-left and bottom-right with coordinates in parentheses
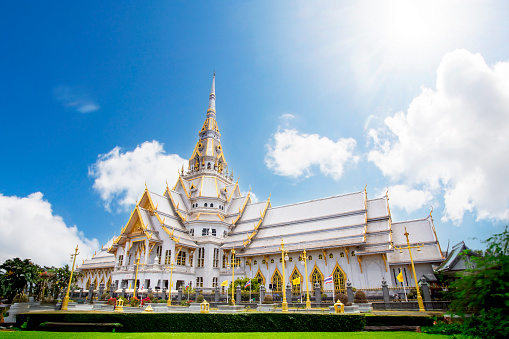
top-left (129, 296), bottom-right (140, 307)
top-left (335, 293), bottom-right (348, 305)
top-left (100, 293), bottom-right (110, 300)
top-left (354, 291), bottom-right (367, 303)
top-left (196, 294), bottom-right (204, 303)
top-left (17, 312), bottom-right (366, 332)
top-left (262, 294), bottom-right (273, 304)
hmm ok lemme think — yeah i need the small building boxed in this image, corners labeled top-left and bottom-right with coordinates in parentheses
top-left (435, 241), bottom-right (478, 281)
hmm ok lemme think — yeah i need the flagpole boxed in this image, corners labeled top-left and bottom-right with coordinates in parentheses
top-left (403, 281), bottom-right (408, 302)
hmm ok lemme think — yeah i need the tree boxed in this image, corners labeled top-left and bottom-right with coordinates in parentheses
top-left (449, 226), bottom-right (509, 339)
top-left (48, 265), bottom-right (74, 300)
top-left (0, 258), bottom-right (41, 302)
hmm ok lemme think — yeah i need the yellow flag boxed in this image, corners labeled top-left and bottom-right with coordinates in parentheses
top-left (220, 280), bottom-right (229, 287)
top-left (292, 277), bottom-right (300, 285)
top-left (396, 271), bottom-right (404, 283)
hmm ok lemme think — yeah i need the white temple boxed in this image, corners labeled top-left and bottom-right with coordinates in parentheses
top-left (78, 74), bottom-right (444, 296)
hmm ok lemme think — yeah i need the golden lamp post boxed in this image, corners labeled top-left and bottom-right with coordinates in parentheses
top-left (394, 226), bottom-right (425, 312)
top-left (167, 261), bottom-right (175, 307)
top-left (279, 238), bottom-right (289, 312)
top-left (61, 245), bottom-right (79, 311)
top-left (227, 248), bottom-right (237, 304)
top-left (132, 254), bottom-right (142, 300)
top-left (300, 248), bottom-right (311, 309)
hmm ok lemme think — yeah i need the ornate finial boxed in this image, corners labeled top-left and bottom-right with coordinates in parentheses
top-left (213, 70), bottom-right (215, 77)
top-left (430, 206), bottom-right (433, 216)
top-left (385, 187), bottom-right (389, 197)
top-left (145, 181), bottom-right (147, 189)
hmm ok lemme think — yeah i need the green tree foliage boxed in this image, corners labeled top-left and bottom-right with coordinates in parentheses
top-left (0, 258), bottom-right (41, 302)
top-left (48, 265), bottom-right (75, 300)
top-left (449, 226), bottom-right (509, 339)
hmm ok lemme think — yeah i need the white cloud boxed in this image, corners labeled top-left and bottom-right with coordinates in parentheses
top-left (0, 192), bottom-right (99, 267)
top-left (265, 128), bottom-right (358, 180)
top-left (378, 185), bottom-right (432, 214)
top-left (89, 141), bottom-right (186, 211)
top-left (368, 49), bottom-right (509, 223)
top-left (53, 85), bottom-right (100, 113)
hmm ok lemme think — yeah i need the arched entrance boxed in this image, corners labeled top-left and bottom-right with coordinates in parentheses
top-left (290, 266), bottom-right (302, 295)
top-left (271, 267), bottom-right (282, 293)
top-left (332, 261), bottom-right (347, 294)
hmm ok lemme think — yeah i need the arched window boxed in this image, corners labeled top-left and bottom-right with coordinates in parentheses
top-left (210, 203), bottom-right (214, 207)
top-left (329, 253), bottom-right (334, 259)
top-left (332, 264), bottom-right (346, 294)
top-left (318, 254), bottom-right (323, 260)
top-left (351, 251), bottom-right (356, 257)
top-left (308, 255), bottom-right (312, 261)
top-left (291, 267), bottom-right (302, 295)
top-left (311, 266), bottom-right (323, 291)
top-left (204, 203), bottom-right (208, 207)
top-left (207, 163), bottom-right (211, 169)
top-left (270, 259), bottom-right (274, 264)
top-left (271, 269), bottom-right (282, 293)
top-left (253, 260), bottom-right (258, 265)
top-left (340, 252), bottom-right (345, 258)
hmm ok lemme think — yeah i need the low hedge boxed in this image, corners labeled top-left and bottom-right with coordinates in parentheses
top-left (17, 312), bottom-right (365, 332)
top-left (365, 315), bottom-right (434, 327)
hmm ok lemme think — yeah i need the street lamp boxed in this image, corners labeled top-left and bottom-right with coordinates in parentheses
top-left (300, 248), bottom-right (311, 309)
top-left (61, 245), bottom-right (79, 311)
top-left (226, 248), bottom-right (237, 304)
top-left (394, 226), bottom-right (425, 312)
top-left (167, 261), bottom-right (175, 307)
top-left (132, 253), bottom-right (142, 301)
top-left (279, 238), bottom-right (288, 312)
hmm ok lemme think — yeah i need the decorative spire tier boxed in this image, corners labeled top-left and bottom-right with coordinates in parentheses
top-left (186, 73), bottom-right (229, 179)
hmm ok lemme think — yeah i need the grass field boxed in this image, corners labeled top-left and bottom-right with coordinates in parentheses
top-left (0, 332), bottom-right (456, 339)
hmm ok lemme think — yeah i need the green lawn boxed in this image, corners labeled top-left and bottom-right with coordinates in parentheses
top-left (0, 332), bottom-right (455, 339)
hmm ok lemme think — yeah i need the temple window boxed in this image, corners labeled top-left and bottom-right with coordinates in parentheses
top-left (351, 251), bottom-right (356, 257)
top-left (270, 259), bottom-right (274, 264)
top-left (204, 203), bottom-right (208, 207)
top-left (253, 260), bottom-right (257, 265)
top-left (329, 253), bottom-right (334, 259)
top-left (318, 254), bottom-right (323, 260)
top-left (308, 255), bottom-right (312, 261)
top-left (177, 251), bottom-right (186, 266)
top-left (210, 203), bottom-right (214, 207)
top-left (212, 229), bottom-right (217, 236)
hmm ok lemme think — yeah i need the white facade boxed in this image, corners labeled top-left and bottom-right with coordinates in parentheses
top-left (77, 75), bottom-right (444, 295)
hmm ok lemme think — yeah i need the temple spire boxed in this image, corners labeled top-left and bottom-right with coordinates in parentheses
top-left (207, 71), bottom-right (216, 116)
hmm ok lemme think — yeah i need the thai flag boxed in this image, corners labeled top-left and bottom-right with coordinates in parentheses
top-left (244, 280), bottom-right (251, 288)
top-left (324, 275), bottom-right (333, 284)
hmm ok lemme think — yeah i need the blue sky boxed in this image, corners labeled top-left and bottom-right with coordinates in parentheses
top-left (2, 1), bottom-right (509, 266)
